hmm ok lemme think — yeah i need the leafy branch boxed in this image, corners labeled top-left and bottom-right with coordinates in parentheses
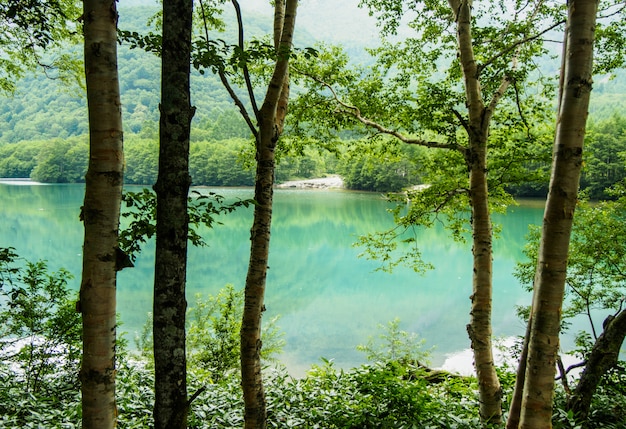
top-left (119, 188), bottom-right (254, 263)
top-left (294, 66), bottom-right (466, 153)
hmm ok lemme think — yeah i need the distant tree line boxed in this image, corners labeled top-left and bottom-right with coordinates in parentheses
top-left (508, 114), bottom-right (626, 199)
top-left (0, 114), bottom-right (625, 197)
top-left (0, 134), bottom-right (423, 191)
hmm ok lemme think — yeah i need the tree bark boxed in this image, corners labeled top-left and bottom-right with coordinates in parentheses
top-left (79, 1), bottom-right (124, 428)
top-left (567, 309), bottom-right (626, 424)
top-left (450, 0), bottom-right (503, 423)
top-left (152, 0), bottom-right (194, 427)
top-left (519, 1), bottom-right (598, 427)
top-left (506, 316), bottom-right (531, 429)
top-left (466, 135), bottom-right (503, 424)
top-left (240, 1), bottom-right (297, 428)
top-left (508, 24), bottom-right (570, 429)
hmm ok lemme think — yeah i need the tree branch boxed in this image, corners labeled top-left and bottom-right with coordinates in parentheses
top-left (187, 386), bottom-right (207, 405)
top-left (296, 67), bottom-right (465, 152)
top-left (451, 108), bottom-right (470, 133)
top-left (556, 355), bottom-right (571, 394)
top-left (198, 0), bottom-right (257, 137)
top-left (512, 77), bottom-right (530, 132)
top-left (217, 68), bottom-right (258, 137)
top-left (273, 0), bottom-right (292, 136)
top-left (231, 0), bottom-right (260, 120)
top-left (259, 0), bottom-right (296, 118)
top-left (480, 19), bottom-right (566, 72)
top-left (483, 73), bottom-right (512, 127)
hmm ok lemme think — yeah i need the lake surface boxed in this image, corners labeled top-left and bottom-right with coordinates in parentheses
top-left (1, 181), bottom-right (554, 375)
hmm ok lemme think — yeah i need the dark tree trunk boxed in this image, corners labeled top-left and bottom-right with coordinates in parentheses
top-left (567, 310), bottom-right (626, 424)
top-left (80, 1), bottom-right (124, 428)
top-left (152, 0), bottom-right (194, 427)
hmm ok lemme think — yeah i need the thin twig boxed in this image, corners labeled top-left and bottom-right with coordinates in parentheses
top-left (231, 0), bottom-right (260, 119)
top-left (198, 0), bottom-right (257, 137)
top-left (556, 356), bottom-right (571, 394)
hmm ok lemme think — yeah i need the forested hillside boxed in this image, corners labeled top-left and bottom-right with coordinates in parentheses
top-left (0, 6), bottom-right (260, 143)
top-left (0, 3), bottom-right (625, 197)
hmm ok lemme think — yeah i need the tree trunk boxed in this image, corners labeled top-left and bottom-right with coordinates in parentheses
top-left (152, 0), bottom-right (194, 427)
top-left (519, 2), bottom-right (598, 427)
top-left (450, 0), bottom-right (503, 423)
top-left (466, 134), bottom-right (502, 424)
top-left (240, 2), bottom-right (297, 428)
top-left (506, 316), bottom-right (531, 429)
top-left (508, 25), bottom-right (570, 429)
top-left (567, 310), bottom-right (626, 424)
top-left (79, 1), bottom-right (124, 428)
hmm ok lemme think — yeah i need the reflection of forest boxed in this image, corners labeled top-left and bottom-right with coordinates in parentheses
top-left (0, 183), bottom-right (543, 373)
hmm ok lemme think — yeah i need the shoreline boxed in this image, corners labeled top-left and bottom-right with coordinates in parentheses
top-left (276, 175), bottom-right (344, 190)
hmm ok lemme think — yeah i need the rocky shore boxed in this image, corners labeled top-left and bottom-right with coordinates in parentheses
top-left (276, 175), bottom-right (344, 190)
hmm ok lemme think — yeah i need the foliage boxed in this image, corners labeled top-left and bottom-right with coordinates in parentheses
top-left (0, 247), bottom-right (81, 393)
top-left (0, 114), bottom-right (623, 197)
top-left (187, 286), bottom-right (243, 383)
top-left (552, 372), bottom-right (626, 429)
top-left (119, 187), bottom-right (254, 262)
top-left (0, 247), bottom-right (82, 427)
top-left (0, 0), bottom-right (82, 94)
top-left (115, 358), bottom-right (483, 429)
top-left (286, 1), bottom-right (561, 292)
top-left (0, 4), bottom-right (256, 144)
top-left (30, 138), bottom-right (88, 183)
top-left (186, 284), bottom-right (285, 383)
top-left (337, 138), bottom-right (424, 192)
top-left (0, 137), bottom-right (88, 183)
top-left (354, 148), bottom-right (477, 273)
top-left (357, 317), bottom-right (431, 366)
top-left (133, 284), bottom-right (284, 383)
top-left (1, 253), bottom-right (624, 428)
top-left (0, 3), bottom-right (623, 145)
top-left (0, 141), bottom-right (42, 178)
top-left (515, 194), bottom-right (626, 343)
top-left (515, 189), bottom-right (626, 425)
top-left (580, 114), bottom-right (626, 200)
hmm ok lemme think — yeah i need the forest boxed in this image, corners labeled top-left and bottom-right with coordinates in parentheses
top-left (1, 5), bottom-right (626, 197)
top-left (1, 1), bottom-right (626, 429)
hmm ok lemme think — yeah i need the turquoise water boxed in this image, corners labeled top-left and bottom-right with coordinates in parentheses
top-left (1, 181), bottom-right (546, 375)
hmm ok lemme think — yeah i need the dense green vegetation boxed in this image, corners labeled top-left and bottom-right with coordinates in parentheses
top-left (1, 116), bottom-right (625, 197)
top-left (0, 6), bottom-right (625, 197)
top-left (1, 248), bottom-right (624, 428)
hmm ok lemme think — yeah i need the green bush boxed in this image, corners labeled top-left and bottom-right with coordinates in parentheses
top-left (0, 247), bottom-right (82, 427)
top-left (187, 284), bottom-right (284, 383)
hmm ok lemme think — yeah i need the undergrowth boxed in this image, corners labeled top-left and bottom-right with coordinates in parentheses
top-left (1, 248), bottom-right (625, 428)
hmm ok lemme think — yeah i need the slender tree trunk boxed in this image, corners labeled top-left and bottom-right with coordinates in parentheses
top-left (450, 0), bottom-right (503, 423)
top-left (508, 23), bottom-right (570, 429)
top-left (240, 2), bottom-right (297, 428)
top-left (519, 2), bottom-right (598, 427)
top-left (152, 0), bottom-right (194, 427)
top-left (567, 310), bottom-right (626, 425)
top-left (506, 316), bottom-right (531, 429)
top-left (467, 136), bottom-right (503, 424)
top-left (79, 1), bottom-right (124, 428)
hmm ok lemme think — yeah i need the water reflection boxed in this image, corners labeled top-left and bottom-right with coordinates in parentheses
top-left (2, 183), bottom-right (546, 375)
